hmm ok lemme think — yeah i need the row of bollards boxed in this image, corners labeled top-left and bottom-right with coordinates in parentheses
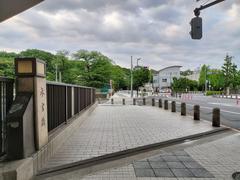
top-left (112, 98), bottom-right (220, 127)
top-left (152, 98), bottom-right (220, 127)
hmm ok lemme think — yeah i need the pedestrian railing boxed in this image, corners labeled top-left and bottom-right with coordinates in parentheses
top-left (0, 77), bottom-right (14, 156)
top-left (47, 81), bottom-right (96, 133)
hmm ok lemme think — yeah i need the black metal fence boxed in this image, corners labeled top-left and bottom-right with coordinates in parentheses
top-left (47, 82), bottom-right (96, 133)
top-left (0, 77), bottom-right (14, 156)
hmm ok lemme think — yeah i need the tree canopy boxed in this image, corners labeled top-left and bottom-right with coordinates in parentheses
top-left (0, 49), bottom-right (132, 91)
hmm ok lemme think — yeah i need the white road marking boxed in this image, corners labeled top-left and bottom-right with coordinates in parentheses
top-left (208, 102), bottom-right (234, 107)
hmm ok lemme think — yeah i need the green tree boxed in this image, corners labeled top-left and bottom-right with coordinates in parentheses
top-left (55, 50), bottom-right (70, 82)
top-left (110, 65), bottom-right (129, 91)
top-left (199, 65), bottom-right (209, 91)
top-left (0, 58), bottom-right (14, 78)
top-left (207, 69), bottom-right (224, 91)
top-left (73, 50), bottom-right (113, 88)
top-left (172, 77), bottom-right (198, 92)
top-left (222, 55), bottom-right (234, 89)
top-left (231, 63), bottom-right (238, 91)
top-left (19, 49), bottom-right (56, 80)
top-left (180, 69), bottom-right (193, 76)
top-left (133, 67), bottom-right (150, 94)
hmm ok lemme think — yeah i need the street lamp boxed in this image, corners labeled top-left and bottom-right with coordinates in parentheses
top-left (131, 56), bottom-right (133, 98)
top-left (137, 58), bottom-right (141, 67)
top-left (130, 57), bottom-right (142, 98)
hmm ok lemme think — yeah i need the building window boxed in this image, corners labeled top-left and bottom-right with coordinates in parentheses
top-left (162, 79), bottom-right (167, 82)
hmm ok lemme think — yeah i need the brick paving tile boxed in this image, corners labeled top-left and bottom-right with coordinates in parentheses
top-left (45, 105), bottom-right (216, 168)
top-left (153, 168), bottom-right (175, 177)
top-left (41, 134), bottom-right (240, 180)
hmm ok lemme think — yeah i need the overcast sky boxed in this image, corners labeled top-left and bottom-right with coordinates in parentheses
top-left (0, 0), bottom-right (239, 70)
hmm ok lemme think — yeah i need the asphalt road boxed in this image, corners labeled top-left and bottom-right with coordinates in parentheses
top-left (147, 95), bottom-right (240, 130)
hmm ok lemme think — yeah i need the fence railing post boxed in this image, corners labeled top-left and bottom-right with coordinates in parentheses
top-left (212, 108), bottom-right (220, 127)
top-left (71, 87), bottom-right (75, 117)
top-left (65, 86), bottom-right (68, 123)
top-left (159, 99), bottom-right (162, 108)
top-left (194, 105), bottom-right (200, 120)
top-left (164, 100), bottom-right (168, 110)
top-left (171, 101), bottom-right (176, 112)
top-left (181, 103), bottom-right (186, 116)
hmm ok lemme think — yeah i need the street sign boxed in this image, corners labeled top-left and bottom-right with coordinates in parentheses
top-left (0, 0), bottom-right (43, 22)
top-left (190, 17), bottom-right (202, 39)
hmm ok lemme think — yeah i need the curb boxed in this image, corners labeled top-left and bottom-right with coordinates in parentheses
top-left (37, 127), bottom-right (229, 176)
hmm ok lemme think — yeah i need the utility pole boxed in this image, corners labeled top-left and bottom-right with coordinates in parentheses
top-left (59, 71), bottom-right (62, 83)
top-left (205, 67), bottom-right (207, 92)
top-left (55, 64), bottom-right (58, 82)
top-left (131, 56), bottom-right (133, 98)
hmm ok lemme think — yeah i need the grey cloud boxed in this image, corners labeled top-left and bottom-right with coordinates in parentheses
top-left (0, 0), bottom-right (239, 70)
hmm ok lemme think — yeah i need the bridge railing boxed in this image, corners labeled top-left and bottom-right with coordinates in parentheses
top-left (47, 81), bottom-right (96, 133)
top-left (0, 77), bottom-right (14, 156)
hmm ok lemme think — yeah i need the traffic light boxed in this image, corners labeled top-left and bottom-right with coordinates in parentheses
top-left (190, 17), bottom-right (202, 40)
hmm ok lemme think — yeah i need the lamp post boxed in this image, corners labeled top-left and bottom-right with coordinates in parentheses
top-left (137, 58), bottom-right (141, 67)
top-left (131, 56), bottom-right (133, 98)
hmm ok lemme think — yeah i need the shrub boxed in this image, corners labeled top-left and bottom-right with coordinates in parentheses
top-left (206, 91), bottom-right (223, 96)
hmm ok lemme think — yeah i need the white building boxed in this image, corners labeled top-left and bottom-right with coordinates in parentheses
top-left (153, 66), bottom-right (182, 92)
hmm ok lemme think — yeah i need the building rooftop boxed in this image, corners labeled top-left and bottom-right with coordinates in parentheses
top-left (157, 65), bottom-right (182, 72)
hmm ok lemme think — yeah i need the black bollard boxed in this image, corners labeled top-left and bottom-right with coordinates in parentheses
top-left (171, 101), bottom-right (176, 112)
top-left (111, 98), bottom-right (114, 104)
top-left (212, 108), bottom-right (220, 127)
top-left (152, 98), bottom-right (155, 106)
top-left (133, 98), bottom-right (136, 105)
top-left (164, 100), bottom-right (168, 110)
top-left (181, 103), bottom-right (186, 116)
top-left (122, 98), bottom-right (125, 105)
top-left (194, 105), bottom-right (200, 120)
top-left (159, 99), bottom-right (162, 108)
top-left (143, 98), bottom-right (146, 105)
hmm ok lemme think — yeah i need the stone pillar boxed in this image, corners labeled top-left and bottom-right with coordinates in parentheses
top-left (15, 58), bottom-right (48, 150)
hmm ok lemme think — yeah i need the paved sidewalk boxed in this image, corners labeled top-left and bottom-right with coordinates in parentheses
top-left (44, 103), bottom-right (217, 169)
top-left (80, 132), bottom-right (240, 180)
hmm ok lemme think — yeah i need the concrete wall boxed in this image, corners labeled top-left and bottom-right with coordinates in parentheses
top-left (0, 102), bottom-right (98, 180)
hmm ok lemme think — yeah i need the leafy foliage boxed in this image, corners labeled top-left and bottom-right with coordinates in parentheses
top-left (133, 67), bottom-right (151, 90)
top-left (0, 49), bottom-right (133, 90)
top-left (180, 69), bottom-right (193, 76)
top-left (172, 77), bottom-right (198, 92)
top-left (198, 64), bottom-right (209, 90)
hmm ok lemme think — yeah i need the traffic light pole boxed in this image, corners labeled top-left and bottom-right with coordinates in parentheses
top-left (194, 0), bottom-right (225, 16)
